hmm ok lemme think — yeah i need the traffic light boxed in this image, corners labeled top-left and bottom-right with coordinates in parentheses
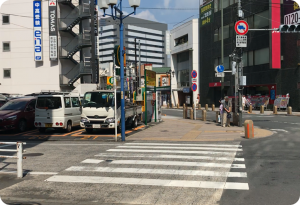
top-left (279, 24), bottom-right (300, 33)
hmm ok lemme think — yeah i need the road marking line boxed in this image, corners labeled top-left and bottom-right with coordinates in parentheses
top-left (45, 176), bottom-right (249, 190)
top-left (25, 172), bottom-right (58, 175)
top-left (81, 159), bottom-right (104, 164)
top-left (95, 153), bottom-right (245, 161)
top-left (109, 160), bottom-right (245, 168)
top-left (117, 145), bottom-right (242, 152)
top-left (270, 129), bottom-right (288, 133)
top-left (125, 143), bottom-right (242, 148)
top-left (65, 166), bottom-right (247, 177)
top-left (107, 149), bottom-right (237, 155)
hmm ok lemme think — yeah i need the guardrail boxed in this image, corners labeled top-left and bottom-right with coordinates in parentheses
top-left (0, 142), bottom-right (26, 178)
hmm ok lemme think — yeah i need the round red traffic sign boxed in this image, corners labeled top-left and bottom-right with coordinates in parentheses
top-left (235, 20), bottom-right (249, 35)
top-left (191, 83), bottom-right (197, 92)
top-left (191, 70), bottom-right (197, 79)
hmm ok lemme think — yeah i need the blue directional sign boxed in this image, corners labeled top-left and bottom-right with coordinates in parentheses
top-left (216, 65), bottom-right (225, 73)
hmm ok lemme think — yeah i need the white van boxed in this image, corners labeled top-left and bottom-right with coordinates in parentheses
top-left (35, 92), bottom-right (82, 133)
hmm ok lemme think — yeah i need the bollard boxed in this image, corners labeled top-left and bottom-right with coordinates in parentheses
top-left (212, 104), bottom-right (215, 111)
top-left (260, 105), bottom-right (264, 114)
top-left (177, 104), bottom-right (179, 109)
top-left (183, 107), bottom-right (187, 119)
top-left (190, 109), bottom-right (194, 120)
top-left (167, 103), bottom-right (170, 109)
top-left (198, 104), bottom-right (201, 110)
top-left (183, 103), bottom-right (186, 110)
top-left (202, 110), bottom-right (207, 121)
top-left (216, 111), bottom-right (220, 123)
top-left (249, 105), bottom-right (252, 113)
top-left (172, 103), bottom-right (174, 108)
top-left (192, 104), bottom-right (195, 109)
top-left (287, 106), bottom-right (292, 115)
top-left (273, 106), bottom-right (277, 114)
top-left (244, 120), bottom-right (254, 139)
top-left (205, 104), bottom-right (208, 110)
top-left (17, 142), bottom-right (23, 178)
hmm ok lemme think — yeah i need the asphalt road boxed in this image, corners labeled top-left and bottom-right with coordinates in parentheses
top-left (163, 108), bottom-right (300, 205)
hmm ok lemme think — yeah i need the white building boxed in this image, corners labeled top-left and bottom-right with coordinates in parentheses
top-left (170, 19), bottom-right (199, 106)
top-left (98, 16), bottom-right (168, 89)
top-left (0, 0), bottom-right (99, 95)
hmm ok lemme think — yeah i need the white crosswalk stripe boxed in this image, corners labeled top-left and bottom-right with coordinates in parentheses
top-left (46, 142), bottom-right (249, 191)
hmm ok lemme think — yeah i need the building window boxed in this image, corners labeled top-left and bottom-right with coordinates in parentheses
top-left (255, 48), bottom-right (269, 65)
top-left (2, 42), bottom-right (10, 52)
top-left (254, 10), bottom-right (269, 29)
top-left (177, 69), bottom-right (189, 88)
top-left (223, 0), bottom-right (230, 8)
top-left (177, 51), bottom-right (189, 63)
top-left (3, 68), bottom-right (11, 78)
top-left (224, 56), bottom-right (229, 70)
top-left (249, 51), bottom-right (254, 66)
top-left (2, 15), bottom-right (9, 24)
top-left (217, 25), bottom-right (230, 40)
top-left (214, 29), bottom-right (219, 42)
top-left (243, 52), bottom-right (248, 67)
top-left (175, 34), bottom-right (188, 47)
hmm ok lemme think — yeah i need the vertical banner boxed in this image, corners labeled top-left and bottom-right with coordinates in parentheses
top-left (200, 0), bottom-right (214, 28)
top-left (271, 0), bottom-right (281, 69)
top-left (33, 1), bottom-right (43, 61)
top-left (49, 0), bottom-right (58, 61)
top-left (94, 0), bottom-right (99, 84)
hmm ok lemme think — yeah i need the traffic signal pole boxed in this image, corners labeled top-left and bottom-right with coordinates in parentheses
top-left (237, 0), bottom-right (243, 127)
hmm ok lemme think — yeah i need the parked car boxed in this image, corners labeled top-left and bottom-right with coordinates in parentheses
top-left (0, 97), bottom-right (36, 132)
top-left (0, 94), bottom-right (8, 108)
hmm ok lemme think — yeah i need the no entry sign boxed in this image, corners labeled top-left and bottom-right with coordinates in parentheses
top-left (235, 20), bottom-right (249, 35)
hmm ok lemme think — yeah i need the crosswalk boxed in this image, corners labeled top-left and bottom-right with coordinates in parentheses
top-left (46, 142), bottom-right (249, 191)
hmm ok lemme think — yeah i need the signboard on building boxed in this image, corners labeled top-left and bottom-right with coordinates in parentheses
top-left (33, 1), bottom-right (43, 61)
top-left (49, 0), bottom-right (58, 61)
top-left (200, 0), bottom-right (214, 27)
top-left (271, 0), bottom-right (281, 69)
top-left (146, 70), bottom-right (156, 87)
top-left (107, 76), bottom-right (114, 86)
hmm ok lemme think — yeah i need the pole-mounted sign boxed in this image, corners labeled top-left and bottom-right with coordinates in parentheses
top-left (114, 45), bottom-right (126, 67)
top-left (191, 70), bottom-right (197, 78)
top-left (235, 20), bottom-right (249, 35)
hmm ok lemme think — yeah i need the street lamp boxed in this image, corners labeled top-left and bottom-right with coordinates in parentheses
top-left (99, 0), bottom-right (140, 142)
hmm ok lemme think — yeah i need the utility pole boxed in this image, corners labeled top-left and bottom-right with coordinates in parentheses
top-left (221, 0), bottom-right (224, 98)
top-left (237, 0), bottom-right (243, 127)
top-left (135, 38), bottom-right (138, 96)
top-left (139, 40), bottom-right (141, 87)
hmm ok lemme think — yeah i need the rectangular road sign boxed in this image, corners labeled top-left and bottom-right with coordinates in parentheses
top-left (192, 78), bottom-right (197, 83)
top-left (215, 73), bottom-right (224, 77)
top-left (236, 35), bottom-right (247, 47)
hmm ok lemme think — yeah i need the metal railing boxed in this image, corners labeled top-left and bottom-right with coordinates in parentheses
top-left (0, 142), bottom-right (26, 178)
top-left (58, 4), bottom-right (91, 30)
top-left (60, 61), bottom-right (92, 85)
top-left (60, 33), bottom-right (91, 58)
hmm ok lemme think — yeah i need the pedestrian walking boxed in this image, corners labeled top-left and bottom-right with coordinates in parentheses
top-left (242, 95), bottom-right (246, 111)
top-left (222, 96), bottom-right (232, 127)
top-left (219, 99), bottom-right (223, 125)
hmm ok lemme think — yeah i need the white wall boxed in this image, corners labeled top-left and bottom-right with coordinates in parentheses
top-left (0, 0), bottom-right (60, 94)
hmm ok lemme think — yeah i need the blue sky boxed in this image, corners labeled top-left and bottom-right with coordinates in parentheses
top-left (105, 0), bottom-right (201, 30)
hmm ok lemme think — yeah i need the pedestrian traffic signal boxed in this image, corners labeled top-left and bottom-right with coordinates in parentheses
top-left (279, 24), bottom-right (300, 33)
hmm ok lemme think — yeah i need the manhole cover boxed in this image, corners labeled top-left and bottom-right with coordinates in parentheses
top-left (23, 153), bottom-right (44, 157)
top-left (161, 130), bottom-right (168, 132)
top-left (106, 160), bottom-right (113, 162)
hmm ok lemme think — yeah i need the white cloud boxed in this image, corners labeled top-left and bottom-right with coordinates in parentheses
top-left (134, 10), bottom-right (158, 22)
top-left (164, 0), bottom-right (171, 8)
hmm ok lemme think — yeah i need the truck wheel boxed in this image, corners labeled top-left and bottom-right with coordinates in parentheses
top-left (39, 128), bottom-right (46, 133)
top-left (85, 128), bottom-right (93, 134)
top-left (66, 121), bottom-right (72, 133)
top-left (131, 117), bottom-right (138, 128)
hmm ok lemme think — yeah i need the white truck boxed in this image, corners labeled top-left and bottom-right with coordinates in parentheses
top-left (80, 90), bottom-right (142, 133)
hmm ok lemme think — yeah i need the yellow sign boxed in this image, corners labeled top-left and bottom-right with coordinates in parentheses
top-left (146, 70), bottom-right (156, 87)
top-left (107, 76), bottom-right (113, 85)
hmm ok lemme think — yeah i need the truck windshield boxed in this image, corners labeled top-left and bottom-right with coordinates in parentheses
top-left (36, 97), bottom-right (62, 109)
top-left (83, 92), bottom-right (116, 108)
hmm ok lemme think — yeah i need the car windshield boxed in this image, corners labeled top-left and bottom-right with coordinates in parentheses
top-left (36, 97), bottom-right (62, 109)
top-left (0, 100), bottom-right (28, 111)
top-left (83, 92), bottom-right (117, 108)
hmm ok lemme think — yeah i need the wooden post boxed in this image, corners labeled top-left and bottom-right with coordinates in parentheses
top-left (244, 120), bottom-right (254, 139)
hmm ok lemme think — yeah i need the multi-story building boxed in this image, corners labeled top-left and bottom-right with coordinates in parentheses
top-left (199, 0), bottom-right (300, 110)
top-left (170, 19), bottom-right (199, 106)
top-left (97, 16), bottom-right (168, 89)
top-left (0, 0), bottom-right (97, 95)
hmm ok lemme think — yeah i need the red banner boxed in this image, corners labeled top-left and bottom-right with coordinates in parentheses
top-left (271, 0), bottom-right (281, 69)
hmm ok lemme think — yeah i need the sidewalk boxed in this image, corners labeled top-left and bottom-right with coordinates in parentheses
top-left (163, 107), bottom-right (300, 116)
top-left (127, 117), bottom-right (273, 142)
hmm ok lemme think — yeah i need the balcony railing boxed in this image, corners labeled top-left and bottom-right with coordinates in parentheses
top-left (60, 61), bottom-right (92, 86)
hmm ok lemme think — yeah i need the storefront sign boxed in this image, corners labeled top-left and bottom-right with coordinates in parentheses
top-left (33, 1), bottom-right (43, 61)
top-left (200, 0), bottom-right (214, 27)
top-left (183, 87), bottom-right (190, 93)
top-left (49, 0), bottom-right (58, 61)
top-left (271, 0), bottom-right (281, 69)
top-left (146, 70), bottom-right (156, 87)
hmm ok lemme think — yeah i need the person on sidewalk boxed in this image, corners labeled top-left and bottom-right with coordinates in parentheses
top-left (242, 95), bottom-right (246, 111)
top-left (222, 96), bottom-right (232, 127)
top-left (219, 99), bottom-right (224, 125)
